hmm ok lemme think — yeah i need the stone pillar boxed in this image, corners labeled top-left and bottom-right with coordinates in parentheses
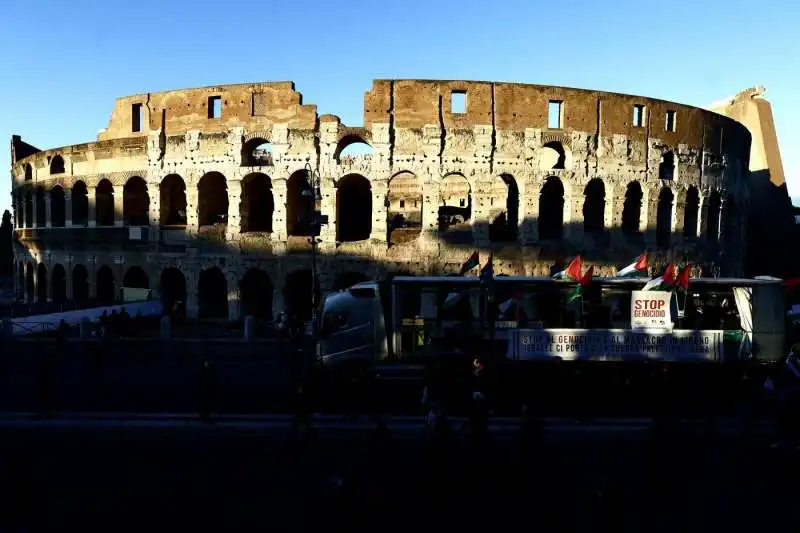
top-left (673, 192), bottom-right (685, 246)
top-left (272, 284), bottom-right (286, 321)
top-left (272, 181), bottom-right (287, 241)
top-left (319, 176), bottom-right (337, 244)
top-left (566, 191), bottom-right (581, 244)
top-left (31, 193), bottom-right (38, 229)
top-left (226, 179), bottom-right (242, 241)
top-left (18, 197), bottom-right (25, 229)
top-left (186, 186), bottom-right (199, 233)
top-left (243, 316), bottom-right (254, 340)
top-left (64, 189), bottom-right (73, 227)
top-left (87, 187), bottom-right (97, 228)
top-left (227, 277), bottom-right (240, 322)
top-left (148, 179), bottom-right (161, 241)
top-left (113, 185), bottom-right (124, 227)
top-left (610, 190), bottom-right (626, 246)
top-left (186, 287), bottom-right (199, 320)
top-left (44, 193), bottom-right (52, 228)
top-left (645, 192), bottom-right (658, 248)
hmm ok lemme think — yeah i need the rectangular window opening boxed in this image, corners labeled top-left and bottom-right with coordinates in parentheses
top-left (665, 110), bottom-right (677, 132)
top-left (208, 96), bottom-right (222, 119)
top-left (451, 90), bottom-right (466, 114)
top-left (548, 100), bottom-right (563, 129)
top-left (132, 103), bottom-right (143, 133)
top-left (633, 104), bottom-right (645, 128)
top-left (399, 200), bottom-right (405, 209)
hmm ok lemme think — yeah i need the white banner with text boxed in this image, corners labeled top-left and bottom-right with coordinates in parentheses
top-left (631, 290), bottom-right (673, 330)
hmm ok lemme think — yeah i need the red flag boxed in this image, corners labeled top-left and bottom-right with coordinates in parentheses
top-left (676, 264), bottom-right (691, 291)
top-left (580, 265), bottom-right (595, 286)
top-left (565, 256), bottom-right (583, 281)
top-left (663, 264), bottom-right (677, 286)
top-left (634, 254), bottom-right (648, 272)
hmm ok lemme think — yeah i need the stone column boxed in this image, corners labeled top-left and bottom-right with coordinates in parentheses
top-left (65, 263), bottom-right (73, 300)
top-left (566, 191), bottom-right (580, 244)
top-left (645, 193), bottom-right (658, 248)
top-left (272, 284), bottom-right (286, 321)
top-left (87, 187), bottom-right (97, 228)
top-left (148, 179), bottom-right (161, 241)
top-left (319, 176), bottom-right (337, 244)
top-left (610, 190), bottom-right (626, 246)
top-left (64, 189), bottom-right (73, 227)
top-left (186, 186), bottom-right (199, 233)
top-left (186, 287), bottom-right (199, 320)
top-left (226, 179), bottom-right (242, 241)
top-left (18, 197), bottom-right (25, 229)
top-left (44, 193), bottom-right (52, 228)
top-left (370, 182), bottom-right (388, 243)
top-left (520, 182), bottom-right (538, 245)
top-left (673, 192), bottom-right (685, 246)
top-left (272, 181), bottom-right (287, 241)
top-left (227, 276), bottom-right (240, 322)
top-left (113, 186), bottom-right (124, 227)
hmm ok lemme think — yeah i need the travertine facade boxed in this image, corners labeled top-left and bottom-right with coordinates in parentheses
top-left (10, 80), bottom-right (751, 321)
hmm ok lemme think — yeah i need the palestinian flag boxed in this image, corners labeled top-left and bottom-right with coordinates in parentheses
top-left (567, 266), bottom-right (594, 303)
top-left (553, 256), bottom-right (583, 280)
top-left (459, 251), bottom-right (479, 275)
top-left (641, 264), bottom-right (677, 291)
top-left (616, 254), bottom-right (648, 278)
top-left (675, 264), bottom-right (691, 292)
top-left (480, 253), bottom-right (494, 282)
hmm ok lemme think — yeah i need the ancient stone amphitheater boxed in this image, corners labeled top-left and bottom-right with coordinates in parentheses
top-left (10, 80), bottom-right (751, 321)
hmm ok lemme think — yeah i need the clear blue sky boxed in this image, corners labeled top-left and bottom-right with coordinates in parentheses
top-left (1, 0), bottom-right (797, 215)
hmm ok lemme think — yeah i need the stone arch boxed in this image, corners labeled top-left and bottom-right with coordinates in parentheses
top-left (539, 176), bottom-right (564, 241)
top-left (51, 264), bottom-right (67, 303)
top-left (72, 264), bottom-right (89, 304)
top-left (24, 163), bottom-right (32, 181)
top-left (72, 181), bottom-right (89, 226)
top-left (36, 263), bottom-right (47, 303)
top-left (25, 262), bottom-right (34, 302)
top-left (539, 141), bottom-right (570, 170)
top-left (706, 189), bottom-right (721, 243)
top-left (387, 171), bottom-right (423, 245)
top-left (50, 185), bottom-right (66, 227)
top-left (123, 266), bottom-right (150, 289)
top-left (197, 172), bottom-right (228, 228)
top-left (241, 138), bottom-right (273, 167)
top-left (24, 190), bottom-right (33, 228)
top-left (159, 174), bottom-right (187, 226)
top-left (334, 134), bottom-right (373, 162)
top-left (333, 271), bottom-right (368, 291)
top-left (240, 173), bottom-right (274, 233)
top-left (35, 186), bottom-right (45, 227)
top-left (123, 176), bottom-right (150, 226)
top-left (198, 267), bottom-right (228, 319)
top-left (659, 151), bottom-right (676, 181)
top-left (656, 187), bottom-right (674, 248)
top-left (284, 269), bottom-right (316, 321)
top-left (336, 174), bottom-right (372, 242)
top-left (50, 154), bottom-right (65, 175)
top-left (160, 267), bottom-right (187, 320)
top-left (239, 268), bottom-right (274, 320)
top-left (96, 179), bottom-right (115, 226)
top-left (582, 178), bottom-right (605, 234)
top-left (438, 173), bottom-right (472, 232)
top-left (96, 265), bottom-right (115, 304)
top-left (621, 182), bottom-right (643, 235)
top-left (286, 169), bottom-right (315, 237)
top-left (489, 174), bottom-right (519, 242)
top-left (683, 186), bottom-right (700, 238)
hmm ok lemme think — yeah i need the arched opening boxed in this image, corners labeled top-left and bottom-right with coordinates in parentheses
top-left (539, 176), bottom-right (564, 241)
top-left (197, 172), bottom-right (228, 228)
top-left (336, 174), bottom-right (372, 242)
top-left (286, 170), bottom-right (315, 237)
top-left (540, 141), bottom-right (567, 170)
top-left (198, 267), bottom-right (228, 319)
top-left (24, 164), bottom-right (32, 181)
top-left (489, 174), bottom-right (519, 242)
top-left (72, 181), bottom-right (89, 226)
top-left (160, 268), bottom-right (187, 320)
top-left (335, 136), bottom-right (373, 163)
top-left (123, 266), bottom-right (150, 289)
top-left (51, 264), bottom-right (67, 303)
top-left (24, 190), bottom-right (33, 228)
top-left (240, 173), bottom-right (273, 233)
top-left (50, 186), bottom-right (66, 227)
top-left (123, 176), bottom-right (150, 226)
top-left (50, 155), bottom-right (65, 175)
top-left (656, 187), bottom-right (674, 248)
top-left (333, 272), bottom-right (368, 291)
top-left (36, 263), bottom-right (47, 303)
top-left (622, 182), bottom-right (643, 236)
top-left (284, 270), bottom-right (316, 321)
top-left (659, 151), bottom-right (675, 181)
top-left (241, 138), bottom-right (273, 167)
top-left (684, 186), bottom-right (700, 238)
top-left (72, 264), bottom-right (89, 304)
top-left (438, 173), bottom-right (472, 233)
top-left (96, 265), bottom-right (115, 305)
top-left (25, 262), bottom-right (34, 302)
top-left (387, 172), bottom-right (423, 245)
top-left (96, 179), bottom-right (115, 226)
top-left (706, 190), bottom-right (721, 244)
top-left (35, 187), bottom-right (45, 227)
top-left (159, 174), bottom-right (187, 226)
top-left (239, 269), bottom-right (273, 320)
top-left (582, 178), bottom-right (606, 234)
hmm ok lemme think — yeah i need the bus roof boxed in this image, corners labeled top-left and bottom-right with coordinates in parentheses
top-left (389, 276), bottom-right (785, 287)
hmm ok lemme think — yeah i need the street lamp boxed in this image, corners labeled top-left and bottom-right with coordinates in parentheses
top-left (301, 162), bottom-right (326, 360)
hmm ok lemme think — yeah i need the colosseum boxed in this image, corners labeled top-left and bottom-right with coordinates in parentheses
top-left (9, 79), bottom-right (751, 322)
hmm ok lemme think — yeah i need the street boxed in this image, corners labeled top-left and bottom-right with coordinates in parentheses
top-left (0, 413), bottom-right (796, 532)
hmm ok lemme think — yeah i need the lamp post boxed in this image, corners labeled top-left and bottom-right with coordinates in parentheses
top-left (301, 162), bottom-right (326, 360)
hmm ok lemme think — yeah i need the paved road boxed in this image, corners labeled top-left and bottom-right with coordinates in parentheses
top-left (0, 413), bottom-right (796, 532)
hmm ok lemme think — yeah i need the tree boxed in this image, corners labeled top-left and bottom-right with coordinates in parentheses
top-left (0, 209), bottom-right (12, 277)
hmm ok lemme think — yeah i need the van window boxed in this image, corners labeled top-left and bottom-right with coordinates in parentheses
top-left (322, 311), bottom-right (348, 332)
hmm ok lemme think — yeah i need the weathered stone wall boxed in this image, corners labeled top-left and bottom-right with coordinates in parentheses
top-left (10, 79), bottom-right (752, 321)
